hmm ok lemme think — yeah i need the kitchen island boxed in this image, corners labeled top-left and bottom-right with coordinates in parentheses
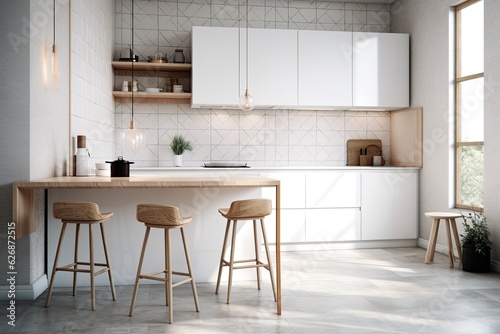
top-left (13, 174), bottom-right (282, 314)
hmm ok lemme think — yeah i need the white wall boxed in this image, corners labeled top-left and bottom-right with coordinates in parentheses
top-left (71, 0), bottom-right (116, 169)
top-left (391, 0), bottom-right (499, 264)
top-left (484, 0), bottom-right (500, 262)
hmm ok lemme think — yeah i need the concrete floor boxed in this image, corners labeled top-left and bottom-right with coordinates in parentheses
top-left (2, 247), bottom-right (500, 333)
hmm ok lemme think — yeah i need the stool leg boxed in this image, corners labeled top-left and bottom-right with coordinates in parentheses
top-left (166, 229), bottom-right (173, 324)
top-left (261, 219), bottom-right (277, 302)
top-left (425, 219), bottom-right (440, 264)
top-left (181, 227), bottom-right (200, 312)
top-left (252, 219), bottom-right (261, 291)
top-left (227, 220), bottom-right (238, 304)
top-left (46, 222), bottom-right (68, 307)
top-left (164, 229), bottom-right (169, 307)
top-left (451, 218), bottom-right (463, 263)
top-left (73, 223), bottom-right (80, 296)
top-left (129, 226), bottom-right (151, 317)
top-left (216, 219), bottom-right (231, 295)
top-left (100, 223), bottom-right (116, 301)
top-left (444, 219), bottom-right (454, 268)
top-left (89, 224), bottom-right (96, 311)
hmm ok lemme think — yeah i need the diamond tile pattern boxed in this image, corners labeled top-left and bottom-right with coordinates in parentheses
top-left (115, 0), bottom-right (391, 166)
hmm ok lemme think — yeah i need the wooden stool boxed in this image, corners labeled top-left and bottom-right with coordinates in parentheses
top-left (424, 212), bottom-right (463, 268)
top-left (46, 201), bottom-right (116, 311)
top-left (129, 204), bottom-right (200, 324)
top-left (215, 198), bottom-right (277, 304)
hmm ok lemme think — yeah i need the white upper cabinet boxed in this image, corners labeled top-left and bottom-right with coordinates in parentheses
top-left (298, 30), bottom-right (353, 108)
top-left (191, 26), bottom-right (239, 108)
top-left (353, 32), bottom-right (409, 109)
top-left (191, 27), bottom-right (409, 110)
top-left (241, 28), bottom-right (298, 108)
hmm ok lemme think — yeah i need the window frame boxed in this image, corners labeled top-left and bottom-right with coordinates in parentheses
top-left (454, 0), bottom-right (484, 211)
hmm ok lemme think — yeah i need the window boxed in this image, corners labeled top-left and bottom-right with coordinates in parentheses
top-left (455, 0), bottom-right (484, 210)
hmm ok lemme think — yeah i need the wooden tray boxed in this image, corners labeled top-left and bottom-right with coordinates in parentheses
top-left (346, 139), bottom-right (383, 166)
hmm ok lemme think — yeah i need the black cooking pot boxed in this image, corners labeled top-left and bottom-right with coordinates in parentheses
top-left (106, 156), bottom-right (134, 177)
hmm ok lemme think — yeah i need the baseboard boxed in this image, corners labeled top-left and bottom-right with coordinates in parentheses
top-left (418, 237), bottom-right (500, 273)
top-left (0, 274), bottom-right (48, 301)
top-left (268, 239), bottom-right (418, 252)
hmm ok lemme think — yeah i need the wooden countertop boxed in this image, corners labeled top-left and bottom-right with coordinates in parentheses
top-left (14, 174), bottom-right (280, 189)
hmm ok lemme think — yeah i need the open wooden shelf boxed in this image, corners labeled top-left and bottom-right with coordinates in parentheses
top-left (112, 91), bottom-right (192, 104)
top-left (112, 61), bottom-right (192, 104)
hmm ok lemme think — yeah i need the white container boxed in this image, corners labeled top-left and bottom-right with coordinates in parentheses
top-left (373, 156), bottom-right (382, 166)
top-left (95, 162), bottom-right (110, 170)
top-left (173, 85), bottom-right (183, 93)
top-left (76, 148), bottom-right (91, 176)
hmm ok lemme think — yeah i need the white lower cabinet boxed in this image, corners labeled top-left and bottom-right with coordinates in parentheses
top-left (306, 208), bottom-right (361, 242)
top-left (361, 171), bottom-right (418, 240)
top-left (258, 169), bottom-right (418, 247)
top-left (265, 209), bottom-right (306, 243)
top-left (261, 172), bottom-right (305, 209)
top-left (306, 172), bottom-right (360, 208)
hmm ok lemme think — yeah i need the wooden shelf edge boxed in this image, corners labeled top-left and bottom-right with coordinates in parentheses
top-left (112, 61), bottom-right (191, 72)
top-left (112, 91), bottom-right (191, 104)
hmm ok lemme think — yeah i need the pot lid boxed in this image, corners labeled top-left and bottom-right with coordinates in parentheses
top-left (106, 156), bottom-right (134, 164)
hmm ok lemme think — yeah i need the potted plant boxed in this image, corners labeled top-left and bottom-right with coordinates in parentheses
top-left (460, 210), bottom-right (493, 273)
top-left (170, 134), bottom-right (193, 167)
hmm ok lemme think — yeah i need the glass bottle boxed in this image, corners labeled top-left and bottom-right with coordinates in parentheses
top-left (174, 49), bottom-right (185, 63)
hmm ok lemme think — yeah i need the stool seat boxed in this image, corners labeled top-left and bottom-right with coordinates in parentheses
top-left (425, 212), bottom-right (462, 219)
top-left (129, 204), bottom-right (199, 324)
top-left (46, 201), bottom-right (116, 311)
top-left (424, 211), bottom-right (463, 268)
top-left (216, 199), bottom-right (276, 304)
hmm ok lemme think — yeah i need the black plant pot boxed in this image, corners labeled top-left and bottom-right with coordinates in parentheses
top-left (462, 243), bottom-right (490, 273)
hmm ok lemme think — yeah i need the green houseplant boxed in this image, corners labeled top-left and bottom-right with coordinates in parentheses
top-left (170, 134), bottom-right (193, 166)
top-left (460, 210), bottom-right (493, 272)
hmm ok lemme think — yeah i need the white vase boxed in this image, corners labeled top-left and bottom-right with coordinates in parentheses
top-left (173, 155), bottom-right (183, 167)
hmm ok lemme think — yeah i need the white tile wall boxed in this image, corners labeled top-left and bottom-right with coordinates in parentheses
top-left (114, 0), bottom-right (391, 166)
top-left (71, 0), bottom-right (115, 164)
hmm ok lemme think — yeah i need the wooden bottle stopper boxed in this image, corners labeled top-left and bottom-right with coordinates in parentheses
top-left (77, 135), bottom-right (86, 148)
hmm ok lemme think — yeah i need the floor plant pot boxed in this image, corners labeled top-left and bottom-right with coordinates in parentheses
top-left (462, 243), bottom-right (490, 273)
top-left (173, 155), bottom-right (182, 167)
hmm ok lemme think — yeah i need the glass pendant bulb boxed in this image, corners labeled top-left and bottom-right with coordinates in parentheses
top-left (239, 89), bottom-right (254, 111)
top-left (120, 120), bottom-right (145, 151)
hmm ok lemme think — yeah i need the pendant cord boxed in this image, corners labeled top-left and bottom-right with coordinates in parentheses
top-left (53, 0), bottom-right (56, 53)
top-left (131, 0), bottom-right (135, 126)
top-left (245, 0), bottom-right (249, 92)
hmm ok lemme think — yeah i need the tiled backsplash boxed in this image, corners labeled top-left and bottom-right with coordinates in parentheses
top-left (114, 0), bottom-right (391, 166)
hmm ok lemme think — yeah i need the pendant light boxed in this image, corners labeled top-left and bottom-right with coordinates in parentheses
top-left (51, 0), bottom-right (59, 84)
top-left (121, 0), bottom-right (145, 150)
top-left (239, 0), bottom-right (254, 111)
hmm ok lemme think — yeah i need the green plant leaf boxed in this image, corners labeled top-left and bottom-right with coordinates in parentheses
top-left (170, 134), bottom-right (194, 155)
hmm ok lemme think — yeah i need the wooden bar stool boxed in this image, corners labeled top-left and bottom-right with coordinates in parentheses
top-left (215, 198), bottom-right (277, 304)
top-left (424, 212), bottom-right (463, 268)
top-left (129, 204), bottom-right (200, 324)
top-left (46, 201), bottom-right (116, 311)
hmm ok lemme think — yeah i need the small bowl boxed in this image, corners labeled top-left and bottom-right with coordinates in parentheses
top-left (145, 88), bottom-right (162, 93)
top-left (95, 169), bottom-right (111, 176)
top-left (95, 162), bottom-right (110, 170)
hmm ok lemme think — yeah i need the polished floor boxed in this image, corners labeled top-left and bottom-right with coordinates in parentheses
top-left (3, 247), bottom-right (500, 333)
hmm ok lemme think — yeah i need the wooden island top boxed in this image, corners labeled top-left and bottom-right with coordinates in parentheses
top-left (14, 174), bottom-right (280, 189)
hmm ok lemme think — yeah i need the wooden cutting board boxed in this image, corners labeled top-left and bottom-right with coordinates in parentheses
top-left (346, 139), bottom-right (383, 166)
